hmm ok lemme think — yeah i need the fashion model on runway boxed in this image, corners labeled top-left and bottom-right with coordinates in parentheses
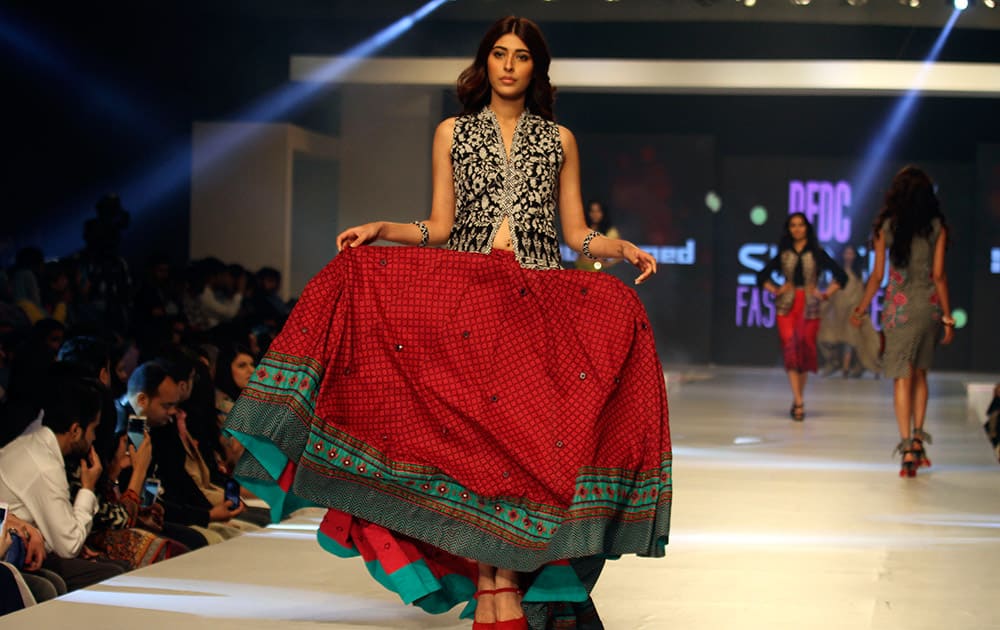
top-left (852, 165), bottom-right (954, 477)
top-left (757, 212), bottom-right (847, 421)
top-left (225, 16), bottom-right (671, 630)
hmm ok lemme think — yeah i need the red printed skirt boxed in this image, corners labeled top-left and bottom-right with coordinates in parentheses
top-left (225, 246), bottom-right (671, 615)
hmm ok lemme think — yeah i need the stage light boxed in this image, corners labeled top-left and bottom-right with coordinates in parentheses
top-left (791, 0), bottom-right (812, 5)
top-left (750, 206), bottom-right (768, 226)
top-left (984, 0), bottom-right (996, 8)
top-left (742, 0), bottom-right (758, 6)
top-left (953, 0), bottom-right (969, 10)
top-left (846, 0), bottom-right (869, 5)
top-left (899, 0), bottom-right (920, 7)
top-left (952, 308), bottom-right (968, 329)
top-left (705, 191), bottom-right (722, 213)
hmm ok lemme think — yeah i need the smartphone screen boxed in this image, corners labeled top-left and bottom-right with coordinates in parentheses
top-left (141, 479), bottom-right (160, 508)
top-left (224, 478), bottom-right (241, 508)
top-left (127, 415), bottom-right (147, 450)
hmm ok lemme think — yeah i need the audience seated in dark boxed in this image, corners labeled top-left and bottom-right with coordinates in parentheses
top-left (0, 203), bottom-right (297, 614)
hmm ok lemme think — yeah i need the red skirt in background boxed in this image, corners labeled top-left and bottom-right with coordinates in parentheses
top-left (776, 289), bottom-right (821, 373)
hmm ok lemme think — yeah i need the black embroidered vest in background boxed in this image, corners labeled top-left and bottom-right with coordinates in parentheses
top-left (447, 107), bottom-right (564, 270)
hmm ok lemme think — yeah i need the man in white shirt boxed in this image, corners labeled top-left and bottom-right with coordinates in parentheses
top-left (0, 367), bottom-right (125, 590)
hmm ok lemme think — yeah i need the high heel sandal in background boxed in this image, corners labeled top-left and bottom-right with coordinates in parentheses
top-left (894, 438), bottom-right (918, 478)
top-left (789, 402), bottom-right (805, 422)
top-left (912, 429), bottom-right (932, 468)
top-left (492, 587), bottom-right (528, 630)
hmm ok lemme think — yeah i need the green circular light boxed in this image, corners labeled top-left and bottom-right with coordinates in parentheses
top-left (705, 191), bottom-right (722, 213)
top-left (750, 206), bottom-right (768, 226)
top-left (952, 308), bottom-right (968, 329)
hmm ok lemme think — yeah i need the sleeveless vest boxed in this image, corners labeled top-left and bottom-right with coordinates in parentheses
top-left (447, 107), bottom-right (564, 270)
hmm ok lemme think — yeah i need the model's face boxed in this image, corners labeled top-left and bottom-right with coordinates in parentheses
top-left (788, 216), bottom-right (808, 241)
top-left (487, 33), bottom-right (534, 100)
top-left (842, 246), bottom-right (856, 265)
top-left (231, 353), bottom-right (255, 390)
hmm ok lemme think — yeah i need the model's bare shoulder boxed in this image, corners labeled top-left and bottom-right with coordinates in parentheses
top-left (437, 117), bottom-right (458, 135)
top-left (557, 124), bottom-right (578, 148)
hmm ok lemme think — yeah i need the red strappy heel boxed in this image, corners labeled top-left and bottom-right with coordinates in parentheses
top-left (492, 587), bottom-right (528, 630)
top-left (912, 429), bottom-right (933, 468)
top-left (472, 590), bottom-right (496, 630)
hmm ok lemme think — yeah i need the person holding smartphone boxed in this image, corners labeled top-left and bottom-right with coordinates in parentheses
top-left (117, 363), bottom-right (244, 544)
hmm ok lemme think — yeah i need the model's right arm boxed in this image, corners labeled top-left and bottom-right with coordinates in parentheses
top-left (336, 118), bottom-right (458, 251)
top-left (756, 253), bottom-right (783, 295)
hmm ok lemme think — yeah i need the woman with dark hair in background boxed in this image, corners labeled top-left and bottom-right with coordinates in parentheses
top-left (213, 343), bottom-right (253, 474)
top-left (758, 212), bottom-right (847, 421)
top-left (852, 165), bottom-right (953, 477)
top-left (226, 15), bottom-right (669, 630)
top-left (574, 200), bottom-right (621, 272)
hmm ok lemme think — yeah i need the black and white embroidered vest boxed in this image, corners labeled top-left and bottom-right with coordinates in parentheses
top-left (447, 107), bottom-right (564, 270)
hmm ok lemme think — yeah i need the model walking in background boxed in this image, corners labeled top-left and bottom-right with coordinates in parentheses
top-left (853, 165), bottom-right (954, 477)
top-left (758, 212), bottom-right (847, 421)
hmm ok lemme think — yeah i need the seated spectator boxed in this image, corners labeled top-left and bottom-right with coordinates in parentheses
top-left (69, 431), bottom-right (189, 568)
top-left (248, 267), bottom-right (290, 329)
top-left (109, 338), bottom-right (140, 400)
top-left (59, 336), bottom-right (190, 568)
top-left (133, 254), bottom-right (180, 326)
top-left (118, 363), bottom-right (244, 545)
top-left (214, 343), bottom-right (255, 472)
top-left (3, 513), bottom-right (61, 604)
top-left (10, 247), bottom-right (46, 325)
top-left (40, 262), bottom-right (72, 326)
top-left (214, 342), bottom-right (255, 427)
top-left (157, 349), bottom-right (267, 529)
top-left (197, 258), bottom-right (243, 330)
top-left (0, 527), bottom-right (36, 615)
top-left (0, 367), bottom-right (125, 591)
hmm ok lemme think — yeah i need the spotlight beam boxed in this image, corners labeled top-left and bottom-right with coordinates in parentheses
top-left (30, 0), bottom-right (449, 258)
top-left (848, 9), bottom-right (963, 209)
top-left (123, 0), bottom-right (450, 216)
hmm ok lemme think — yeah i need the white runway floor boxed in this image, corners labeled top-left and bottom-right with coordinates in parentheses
top-left (4, 366), bottom-right (999, 629)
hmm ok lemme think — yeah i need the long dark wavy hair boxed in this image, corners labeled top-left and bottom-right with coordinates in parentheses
top-left (778, 212), bottom-right (820, 254)
top-left (456, 16), bottom-right (556, 121)
top-left (873, 165), bottom-right (948, 268)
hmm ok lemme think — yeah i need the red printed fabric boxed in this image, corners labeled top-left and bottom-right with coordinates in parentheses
top-left (776, 289), bottom-right (820, 373)
top-left (228, 245), bottom-right (671, 570)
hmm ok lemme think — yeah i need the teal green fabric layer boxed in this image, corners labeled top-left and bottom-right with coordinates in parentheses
top-left (318, 531), bottom-right (474, 614)
top-left (229, 428), bottom-right (315, 521)
top-left (522, 563), bottom-right (589, 603)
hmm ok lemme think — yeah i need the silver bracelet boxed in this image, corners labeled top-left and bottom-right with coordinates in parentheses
top-left (582, 230), bottom-right (602, 260)
top-left (411, 221), bottom-right (429, 247)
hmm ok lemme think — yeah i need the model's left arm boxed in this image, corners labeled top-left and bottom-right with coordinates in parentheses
top-left (816, 248), bottom-right (848, 299)
top-left (931, 226), bottom-right (954, 345)
top-left (557, 126), bottom-right (657, 285)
